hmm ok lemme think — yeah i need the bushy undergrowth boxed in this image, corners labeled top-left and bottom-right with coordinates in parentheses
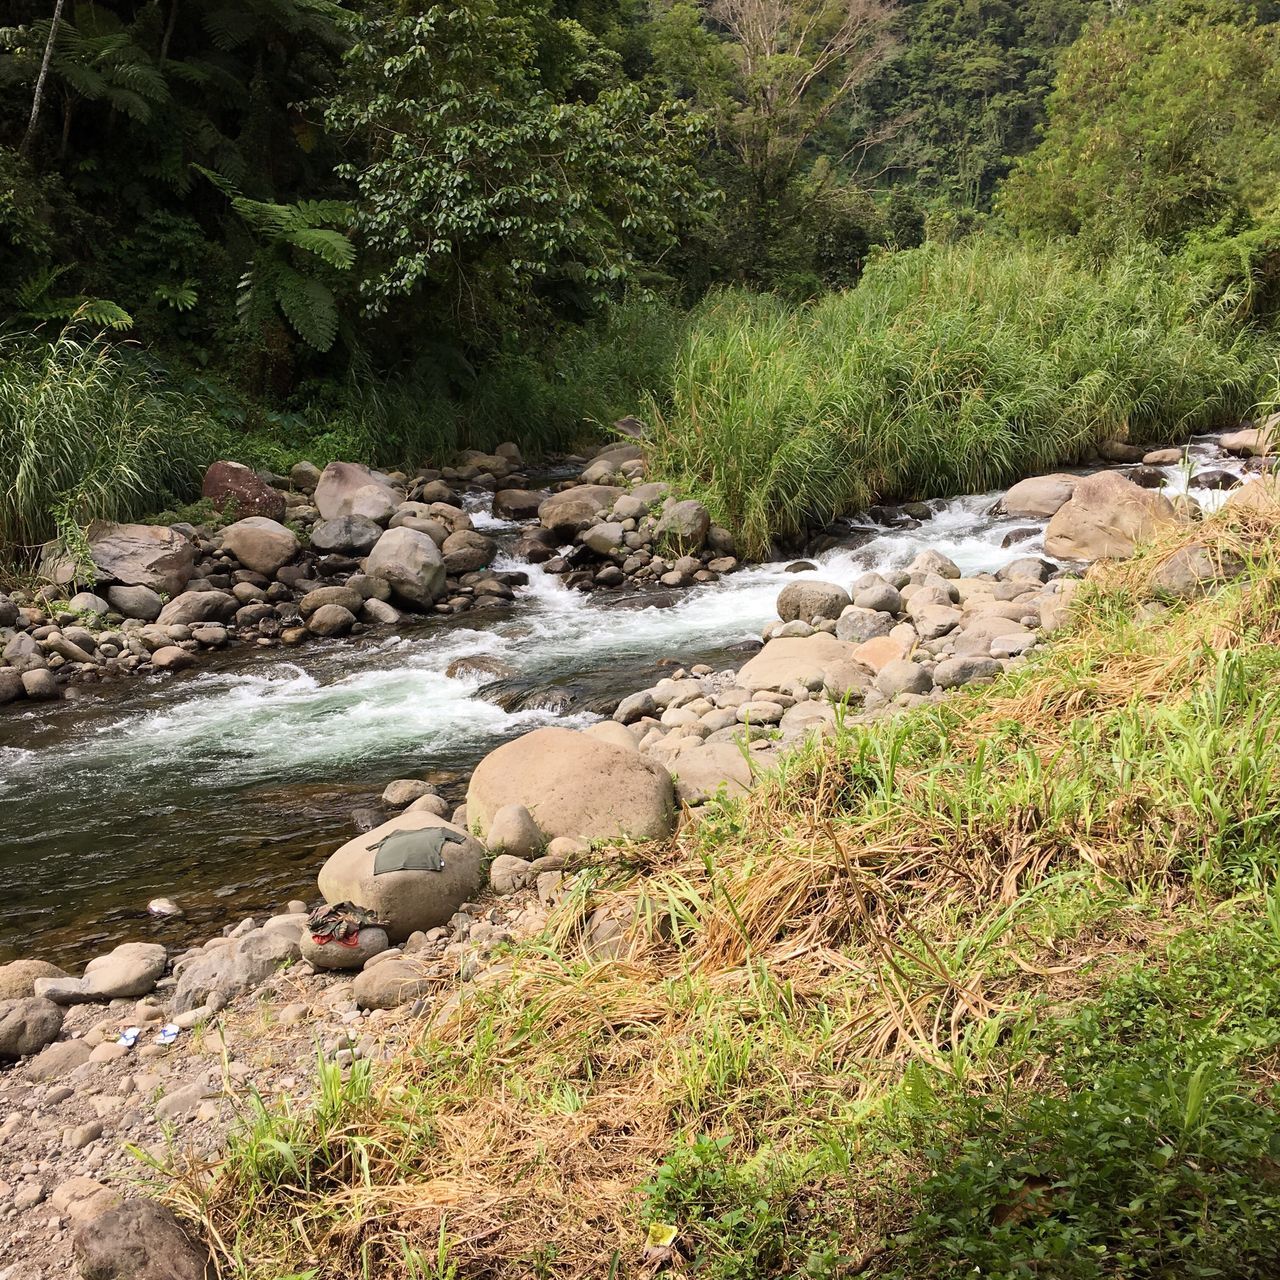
top-left (177, 504), bottom-right (1280, 1278)
top-left (648, 239), bottom-right (1272, 557)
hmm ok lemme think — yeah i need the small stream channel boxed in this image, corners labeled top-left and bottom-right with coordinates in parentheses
top-left (0, 440), bottom-right (1249, 966)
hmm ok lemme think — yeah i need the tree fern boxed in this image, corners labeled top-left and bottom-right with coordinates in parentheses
top-left (205, 167), bottom-right (353, 351)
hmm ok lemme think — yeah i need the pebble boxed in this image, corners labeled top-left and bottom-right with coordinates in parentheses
top-left (63, 1121), bottom-right (103, 1150)
top-left (13, 1183), bottom-right (45, 1211)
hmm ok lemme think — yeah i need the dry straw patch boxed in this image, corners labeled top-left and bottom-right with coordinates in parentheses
top-left (185, 501), bottom-right (1280, 1279)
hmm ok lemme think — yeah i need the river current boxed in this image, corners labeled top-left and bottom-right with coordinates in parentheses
top-left (0, 442), bottom-right (1247, 964)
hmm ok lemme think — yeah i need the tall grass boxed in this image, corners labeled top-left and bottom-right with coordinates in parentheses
top-left (0, 331), bottom-right (215, 562)
top-left (262, 295), bottom-right (689, 472)
top-left (649, 239), bottom-right (1273, 556)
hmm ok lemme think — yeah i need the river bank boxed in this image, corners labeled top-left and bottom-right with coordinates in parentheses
top-left (0, 419), bottom-right (1274, 1280)
top-left (3, 427), bottom-right (1279, 1278)
top-left (1, 426), bottom-right (1273, 966)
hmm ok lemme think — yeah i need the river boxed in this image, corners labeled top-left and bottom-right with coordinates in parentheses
top-left (0, 441), bottom-right (1246, 966)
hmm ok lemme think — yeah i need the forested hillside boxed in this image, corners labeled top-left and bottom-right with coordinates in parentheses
top-left (1, 0), bottom-right (1279, 547)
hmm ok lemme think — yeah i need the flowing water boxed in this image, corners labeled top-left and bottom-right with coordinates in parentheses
top-left (0, 441), bottom-right (1251, 965)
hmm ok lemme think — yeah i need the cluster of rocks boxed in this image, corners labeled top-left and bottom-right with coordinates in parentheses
top-left (0, 432), bottom-right (747, 708)
top-left (0, 448), bottom-right (537, 705)
top-left (508, 442), bottom-right (739, 591)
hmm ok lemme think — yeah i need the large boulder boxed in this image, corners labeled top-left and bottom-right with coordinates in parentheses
top-left (494, 489), bottom-right (545, 520)
top-left (352, 958), bottom-right (433, 1010)
top-left (156, 590), bottom-right (236, 626)
top-left (365, 526), bottom-right (446, 607)
top-left (1043, 472), bottom-right (1180, 562)
top-left (442, 529), bottom-right (497, 573)
top-left (83, 942), bottom-right (166, 999)
top-left (776, 580), bottom-right (851, 623)
top-left (314, 462), bottom-right (403, 522)
top-left (105, 584), bottom-right (163, 621)
top-left (467, 726), bottom-right (676, 843)
top-left (1225, 476), bottom-right (1280, 515)
top-left (736, 632), bottom-right (858, 693)
top-left (655, 499), bottom-right (711, 552)
top-left (1150, 543), bottom-right (1243, 599)
top-left (84, 523), bottom-right (195, 595)
top-left (171, 927), bottom-right (300, 1014)
top-left (0, 996), bottom-right (63, 1059)
top-left (1219, 415), bottom-right (1277, 456)
top-left (309, 515), bottom-right (383, 556)
top-left (0, 958), bottom-right (65, 1001)
top-left (666, 741), bottom-right (755, 806)
top-left (73, 1198), bottom-right (211, 1280)
top-left (317, 811), bottom-right (486, 941)
top-left (201, 460), bottom-right (285, 521)
top-left (1001, 474), bottom-right (1078, 519)
top-left (539, 486), bottom-right (624, 539)
top-left (220, 517), bottom-right (299, 576)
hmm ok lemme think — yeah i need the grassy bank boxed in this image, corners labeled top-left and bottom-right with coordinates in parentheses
top-left (174, 501), bottom-right (1280, 1277)
top-left (648, 240), bottom-right (1275, 558)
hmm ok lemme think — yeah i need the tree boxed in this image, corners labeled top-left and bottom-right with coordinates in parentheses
top-left (324, 0), bottom-right (708, 344)
top-left (1000, 0), bottom-right (1280, 246)
top-left (867, 0), bottom-right (1100, 209)
top-left (650, 0), bottom-right (896, 290)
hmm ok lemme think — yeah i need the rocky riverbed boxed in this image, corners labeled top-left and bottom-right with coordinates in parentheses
top-left (1, 417), bottom-right (1277, 1278)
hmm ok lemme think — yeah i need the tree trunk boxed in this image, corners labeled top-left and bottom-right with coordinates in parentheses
top-left (20, 0), bottom-right (67, 158)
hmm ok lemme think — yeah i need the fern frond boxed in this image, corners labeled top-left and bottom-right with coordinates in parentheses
top-left (291, 199), bottom-right (353, 228)
top-left (284, 226), bottom-right (355, 269)
top-left (273, 265), bottom-right (338, 351)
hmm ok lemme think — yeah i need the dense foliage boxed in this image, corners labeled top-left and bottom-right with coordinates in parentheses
top-left (648, 241), bottom-right (1268, 556)
top-left (1, 0), bottom-right (1279, 543)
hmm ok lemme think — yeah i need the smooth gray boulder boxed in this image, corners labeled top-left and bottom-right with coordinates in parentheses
top-left (156, 589), bottom-right (236, 627)
top-left (485, 803), bottom-right (544, 859)
top-left (835, 607), bottom-right (893, 643)
top-left (1044, 472), bottom-right (1181, 562)
top-left (314, 461), bottom-right (402, 522)
top-left (84, 522), bottom-right (195, 595)
top-left (106, 584), bottom-right (163, 620)
top-left (1001, 474), bottom-right (1077, 519)
top-left (776, 580), bottom-right (850, 623)
top-left (934, 655), bottom-right (1002, 689)
top-left (655, 499), bottom-right (711, 552)
top-left (172, 928), bottom-right (300, 1014)
top-left (539, 485), bottom-right (624, 538)
top-left (83, 942), bottom-right (167, 999)
top-left (309, 515), bottom-right (383, 555)
top-left (365, 526), bottom-right (446, 608)
top-left (317, 811), bottom-right (485, 942)
top-left (467, 726), bottom-right (675, 844)
top-left (352, 958), bottom-right (432, 1010)
top-left (0, 996), bottom-right (64, 1059)
top-left (876, 658), bottom-right (933, 697)
top-left (0, 958), bottom-right (65, 1001)
top-left (220, 517), bottom-right (299, 576)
